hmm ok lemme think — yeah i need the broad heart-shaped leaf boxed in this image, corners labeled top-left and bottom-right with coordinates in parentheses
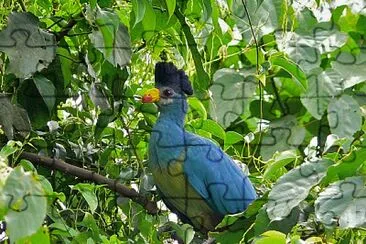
top-left (327, 95), bottom-right (362, 150)
top-left (0, 12), bottom-right (56, 78)
top-left (315, 176), bottom-right (366, 228)
top-left (0, 95), bottom-right (31, 139)
top-left (88, 6), bottom-right (132, 67)
top-left (266, 159), bottom-right (333, 221)
top-left (231, 0), bottom-right (284, 42)
top-left (301, 69), bottom-right (343, 120)
top-left (260, 115), bottom-right (305, 161)
top-left (209, 68), bottom-right (257, 128)
top-left (2, 167), bottom-right (47, 242)
top-left (331, 51), bottom-right (366, 89)
top-left (276, 22), bottom-right (347, 73)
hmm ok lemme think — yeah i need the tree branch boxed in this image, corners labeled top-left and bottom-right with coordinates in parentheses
top-left (55, 18), bottom-right (78, 42)
top-left (19, 151), bottom-right (158, 214)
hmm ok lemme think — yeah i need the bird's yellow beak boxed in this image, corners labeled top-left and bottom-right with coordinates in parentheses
top-left (142, 88), bottom-right (160, 103)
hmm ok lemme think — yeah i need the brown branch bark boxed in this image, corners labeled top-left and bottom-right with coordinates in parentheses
top-left (19, 151), bottom-right (158, 214)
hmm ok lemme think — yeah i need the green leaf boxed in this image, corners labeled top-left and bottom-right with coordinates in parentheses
top-left (263, 150), bottom-right (298, 181)
top-left (331, 51), bottom-right (366, 89)
top-left (315, 176), bottom-right (366, 228)
top-left (266, 159), bottom-right (333, 221)
top-left (327, 95), bottom-right (362, 150)
top-left (276, 22), bottom-right (347, 73)
top-left (260, 115), bottom-right (305, 161)
top-left (301, 69), bottom-right (343, 120)
top-left (72, 184), bottom-right (98, 214)
top-left (269, 56), bottom-right (307, 91)
top-left (323, 143), bottom-right (366, 184)
top-left (225, 131), bottom-right (244, 146)
top-left (0, 12), bottom-right (56, 78)
top-left (0, 140), bottom-right (22, 158)
top-left (87, 6), bottom-right (132, 67)
top-left (2, 167), bottom-right (47, 242)
top-left (33, 75), bottom-right (56, 113)
top-left (79, 212), bottom-right (100, 235)
top-left (232, 0), bottom-right (284, 42)
top-left (210, 68), bottom-right (257, 128)
top-left (57, 43), bottom-right (73, 87)
top-left (171, 223), bottom-right (195, 244)
top-left (253, 230), bottom-right (286, 244)
top-left (201, 119), bottom-right (226, 140)
top-left (132, 0), bottom-right (146, 26)
top-left (165, 0), bottom-right (176, 19)
top-left (141, 0), bottom-right (156, 40)
top-left (254, 205), bottom-right (300, 236)
top-left (188, 97), bottom-right (207, 120)
top-left (17, 226), bottom-right (50, 244)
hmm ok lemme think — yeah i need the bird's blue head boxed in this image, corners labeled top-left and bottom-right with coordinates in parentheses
top-left (142, 62), bottom-right (193, 120)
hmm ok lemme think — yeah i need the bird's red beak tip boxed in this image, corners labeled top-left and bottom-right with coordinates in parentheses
top-left (142, 95), bottom-right (153, 103)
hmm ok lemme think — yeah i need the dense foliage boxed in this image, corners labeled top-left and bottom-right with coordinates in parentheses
top-left (0, 0), bottom-right (366, 243)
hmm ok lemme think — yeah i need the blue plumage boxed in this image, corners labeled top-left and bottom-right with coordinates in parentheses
top-left (143, 62), bottom-right (257, 232)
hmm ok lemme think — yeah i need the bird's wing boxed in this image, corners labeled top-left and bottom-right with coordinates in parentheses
top-left (183, 132), bottom-right (257, 215)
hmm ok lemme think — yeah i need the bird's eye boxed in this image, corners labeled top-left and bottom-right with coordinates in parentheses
top-left (163, 89), bottom-right (174, 97)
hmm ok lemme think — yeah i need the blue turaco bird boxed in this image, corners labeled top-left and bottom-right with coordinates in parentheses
top-left (142, 62), bottom-right (257, 233)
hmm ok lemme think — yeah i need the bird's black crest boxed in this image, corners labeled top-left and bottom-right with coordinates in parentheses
top-left (155, 62), bottom-right (193, 95)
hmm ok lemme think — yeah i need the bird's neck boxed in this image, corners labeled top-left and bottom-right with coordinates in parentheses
top-left (157, 99), bottom-right (187, 128)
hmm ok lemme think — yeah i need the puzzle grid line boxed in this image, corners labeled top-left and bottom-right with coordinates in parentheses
top-left (0, 9), bottom-right (365, 240)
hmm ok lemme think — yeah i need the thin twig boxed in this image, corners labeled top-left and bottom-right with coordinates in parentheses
top-left (241, 0), bottom-right (263, 162)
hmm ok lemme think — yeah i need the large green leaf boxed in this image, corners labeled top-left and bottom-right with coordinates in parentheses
top-left (231, 0), bottom-right (284, 42)
top-left (209, 68), bottom-right (257, 128)
top-left (276, 22), bottom-right (347, 73)
top-left (327, 95), bottom-right (362, 149)
top-left (301, 69), bottom-right (343, 120)
top-left (0, 12), bottom-right (55, 78)
top-left (260, 115), bottom-right (305, 161)
top-left (266, 159), bottom-right (333, 221)
top-left (87, 6), bottom-right (132, 67)
top-left (2, 167), bottom-right (47, 242)
top-left (17, 226), bottom-right (50, 244)
top-left (315, 176), bottom-right (366, 228)
top-left (331, 51), bottom-right (366, 89)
